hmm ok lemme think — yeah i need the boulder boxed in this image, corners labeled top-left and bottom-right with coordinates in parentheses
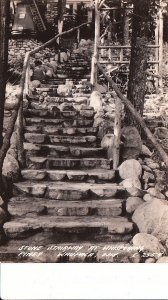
top-left (5, 96), bottom-right (19, 110)
top-left (156, 257), bottom-right (168, 263)
top-left (89, 91), bottom-right (103, 113)
top-left (121, 126), bottom-right (142, 160)
top-left (132, 199), bottom-right (168, 243)
top-left (57, 85), bottom-right (71, 96)
top-left (30, 80), bottom-right (41, 89)
top-left (93, 110), bottom-right (104, 128)
top-left (126, 197), bottom-right (144, 214)
top-left (143, 194), bottom-right (161, 202)
top-left (147, 187), bottom-right (165, 200)
top-left (121, 177), bottom-right (142, 197)
top-left (132, 233), bottom-right (165, 259)
top-left (144, 158), bottom-right (159, 170)
top-left (145, 258), bottom-right (156, 263)
top-left (143, 171), bottom-right (155, 184)
top-left (7, 148), bottom-right (17, 160)
top-left (119, 159), bottom-right (142, 180)
top-left (79, 39), bottom-right (87, 46)
top-left (142, 165), bottom-right (152, 172)
top-left (141, 145), bottom-right (153, 157)
top-left (154, 127), bottom-right (168, 139)
top-left (10, 132), bottom-right (18, 149)
top-left (2, 154), bottom-right (20, 182)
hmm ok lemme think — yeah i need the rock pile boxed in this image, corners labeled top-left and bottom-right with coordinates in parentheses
top-left (117, 148), bottom-right (168, 262)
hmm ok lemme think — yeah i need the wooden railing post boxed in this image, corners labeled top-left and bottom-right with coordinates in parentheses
top-left (155, 11), bottom-right (159, 90)
top-left (113, 97), bottom-right (122, 170)
top-left (158, 6), bottom-right (163, 90)
top-left (91, 0), bottom-right (100, 85)
top-left (77, 28), bottom-right (80, 46)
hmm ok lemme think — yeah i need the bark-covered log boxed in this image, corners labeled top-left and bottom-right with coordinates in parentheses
top-left (113, 97), bottom-right (122, 170)
top-left (0, 0), bottom-right (10, 147)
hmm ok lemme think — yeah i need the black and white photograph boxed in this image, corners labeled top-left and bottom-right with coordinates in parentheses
top-left (0, 0), bottom-right (168, 268)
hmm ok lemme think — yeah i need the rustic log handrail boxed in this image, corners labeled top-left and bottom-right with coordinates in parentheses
top-left (0, 22), bottom-right (91, 174)
top-left (97, 62), bottom-right (168, 168)
top-left (98, 45), bottom-right (160, 49)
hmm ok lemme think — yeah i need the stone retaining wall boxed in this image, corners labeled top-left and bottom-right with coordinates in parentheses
top-left (8, 39), bottom-right (43, 65)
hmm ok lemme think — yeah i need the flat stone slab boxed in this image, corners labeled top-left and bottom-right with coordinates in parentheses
top-left (26, 157), bottom-right (112, 170)
top-left (24, 133), bottom-right (47, 144)
top-left (4, 215), bottom-right (133, 239)
top-left (25, 118), bottom-right (94, 127)
top-left (13, 181), bottom-right (125, 200)
top-left (24, 134), bottom-right (97, 146)
top-left (24, 143), bottom-right (104, 158)
top-left (21, 169), bottom-right (116, 182)
top-left (8, 197), bottom-right (124, 218)
top-left (24, 143), bottom-right (70, 157)
top-left (49, 135), bottom-right (97, 145)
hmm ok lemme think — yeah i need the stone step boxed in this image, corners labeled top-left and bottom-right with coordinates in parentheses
top-left (46, 79), bottom-right (89, 85)
top-left (25, 109), bottom-right (84, 119)
top-left (21, 169), bottom-right (116, 182)
top-left (25, 108), bottom-right (94, 119)
top-left (35, 87), bottom-right (57, 93)
top-left (24, 143), bottom-right (105, 158)
top-left (59, 61), bottom-right (90, 66)
top-left (31, 96), bottom-right (89, 105)
top-left (24, 125), bottom-right (97, 136)
top-left (25, 117), bottom-right (94, 127)
top-left (3, 216), bottom-right (133, 242)
top-left (26, 157), bottom-right (112, 170)
top-left (24, 133), bottom-right (97, 146)
top-left (13, 181), bottom-right (125, 200)
top-left (8, 197), bottom-right (124, 217)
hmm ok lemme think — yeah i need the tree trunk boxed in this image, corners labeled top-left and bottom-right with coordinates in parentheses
top-left (125, 0), bottom-right (150, 127)
top-left (0, 0), bottom-right (10, 148)
top-left (123, 4), bottom-right (130, 45)
top-left (0, 0), bottom-right (10, 197)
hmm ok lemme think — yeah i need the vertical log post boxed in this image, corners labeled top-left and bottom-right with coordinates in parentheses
top-left (155, 13), bottom-right (159, 90)
top-left (91, 0), bottom-right (100, 85)
top-left (159, 5), bottom-right (163, 90)
top-left (113, 97), bottom-right (122, 170)
top-left (77, 27), bottom-right (80, 46)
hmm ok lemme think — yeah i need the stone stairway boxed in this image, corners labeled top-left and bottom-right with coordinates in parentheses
top-left (2, 52), bottom-right (135, 262)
